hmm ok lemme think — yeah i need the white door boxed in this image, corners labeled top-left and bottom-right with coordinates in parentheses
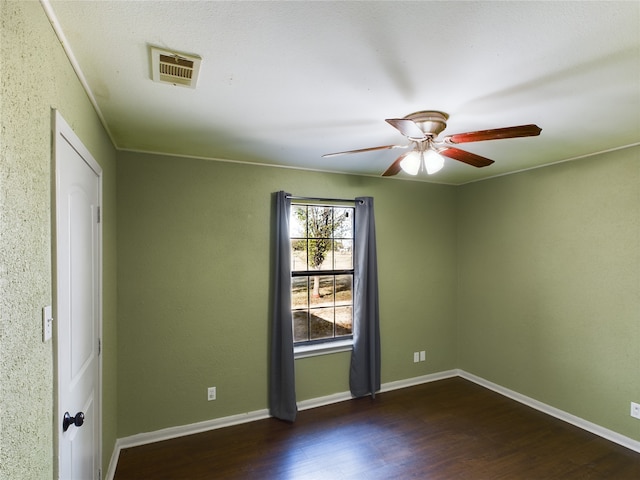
top-left (54, 111), bottom-right (102, 480)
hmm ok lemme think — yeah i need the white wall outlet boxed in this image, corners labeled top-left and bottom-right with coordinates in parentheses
top-left (413, 352), bottom-right (419, 363)
top-left (420, 351), bottom-right (426, 362)
top-left (208, 386), bottom-right (217, 401)
top-left (42, 305), bottom-right (53, 342)
top-left (631, 402), bottom-right (640, 419)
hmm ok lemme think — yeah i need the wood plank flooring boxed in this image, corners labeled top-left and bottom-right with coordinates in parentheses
top-left (114, 378), bottom-right (640, 479)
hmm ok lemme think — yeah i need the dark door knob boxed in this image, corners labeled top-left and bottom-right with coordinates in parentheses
top-left (63, 411), bottom-right (85, 432)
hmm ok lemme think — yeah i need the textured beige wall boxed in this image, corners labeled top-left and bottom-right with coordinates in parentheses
top-left (0, 2), bottom-right (117, 478)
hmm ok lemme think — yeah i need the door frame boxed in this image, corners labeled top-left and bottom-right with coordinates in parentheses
top-left (52, 109), bottom-right (103, 478)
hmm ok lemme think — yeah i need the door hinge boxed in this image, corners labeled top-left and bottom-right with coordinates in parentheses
top-left (97, 206), bottom-right (101, 223)
top-left (98, 338), bottom-right (102, 356)
top-left (98, 467), bottom-right (102, 480)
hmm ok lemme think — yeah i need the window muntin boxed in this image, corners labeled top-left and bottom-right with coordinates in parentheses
top-left (290, 204), bottom-right (354, 344)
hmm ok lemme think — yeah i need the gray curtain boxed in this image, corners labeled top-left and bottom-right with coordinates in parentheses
top-left (269, 191), bottom-right (297, 422)
top-left (349, 197), bottom-right (381, 398)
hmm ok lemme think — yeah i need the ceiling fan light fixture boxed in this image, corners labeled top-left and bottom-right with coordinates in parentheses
top-left (424, 149), bottom-right (444, 175)
top-left (400, 151), bottom-right (421, 175)
top-left (400, 148), bottom-right (444, 176)
top-left (322, 109), bottom-right (540, 177)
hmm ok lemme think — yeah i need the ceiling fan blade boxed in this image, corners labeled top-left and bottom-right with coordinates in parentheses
top-left (322, 144), bottom-right (406, 158)
top-left (381, 152), bottom-right (410, 177)
top-left (385, 119), bottom-right (428, 140)
top-left (439, 147), bottom-right (495, 168)
top-left (444, 124), bottom-right (542, 144)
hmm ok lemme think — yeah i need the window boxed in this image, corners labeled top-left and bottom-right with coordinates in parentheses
top-left (290, 203), bottom-right (354, 346)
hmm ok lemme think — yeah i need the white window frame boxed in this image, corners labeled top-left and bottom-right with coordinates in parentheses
top-left (290, 201), bottom-right (355, 358)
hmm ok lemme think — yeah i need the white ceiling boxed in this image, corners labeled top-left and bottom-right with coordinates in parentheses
top-left (44, 1), bottom-right (640, 185)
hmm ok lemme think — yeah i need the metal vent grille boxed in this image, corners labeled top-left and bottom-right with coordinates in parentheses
top-left (151, 47), bottom-right (201, 88)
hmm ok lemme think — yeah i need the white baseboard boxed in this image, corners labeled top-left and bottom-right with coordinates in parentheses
top-left (296, 369), bottom-right (459, 412)
top-left (105, 369), bottom-right (639, 479)
top-left (380, 369), bottom-right (459, 393)
top-left (458, 369), bottom-right (640, 454)
top-left (105, 408), bottom-right (270, 480)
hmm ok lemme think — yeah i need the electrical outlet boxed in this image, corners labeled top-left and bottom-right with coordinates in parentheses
top-left (208, 387), bottom-right (217, 401)
top-left (420, 351), bottom-right (426, 362)
top-left (413, 352), bottom-right (419, 363)
top-left (631, 402), bottom-right (640, 419)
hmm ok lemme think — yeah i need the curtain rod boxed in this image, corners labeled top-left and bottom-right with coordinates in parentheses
top-left (286, 195), bottom-right (359, 204)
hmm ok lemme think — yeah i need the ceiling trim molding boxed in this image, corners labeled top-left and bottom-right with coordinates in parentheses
top-left (459, 142), bottom-right (640, 186)
top-left (117, 146), bottom-right (459, 186)
top-left (118, 142), bottom-right (640, 187)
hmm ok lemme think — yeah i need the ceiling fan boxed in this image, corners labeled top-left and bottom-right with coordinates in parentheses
top-left (322, 111), bottom-right (542, 176)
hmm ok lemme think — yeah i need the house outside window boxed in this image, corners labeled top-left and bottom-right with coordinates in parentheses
top-left (290, 203), bottom-right (354, 345)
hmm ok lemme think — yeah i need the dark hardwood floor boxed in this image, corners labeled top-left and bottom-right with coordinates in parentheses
top-left (114, 378), bottom-right (640, 479)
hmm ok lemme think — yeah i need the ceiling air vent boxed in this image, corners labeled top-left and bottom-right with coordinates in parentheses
top-left (151, 47), bottom-right (201, 88)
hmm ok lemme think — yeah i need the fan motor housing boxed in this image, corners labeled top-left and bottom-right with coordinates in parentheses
top-left (405, 110), bottom-right (449, 137)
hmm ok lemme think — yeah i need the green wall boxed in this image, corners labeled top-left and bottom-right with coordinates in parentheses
top-left (0, 2), bottom-right (118, 478)
top-left (457, 146), bottom-right (640, 441)
top-left (117, 146), bottom-right (639, 445)
top-left (116, 151), bottom-right (458, 437)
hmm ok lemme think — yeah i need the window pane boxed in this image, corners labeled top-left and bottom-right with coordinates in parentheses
top-left (335, 274), bottom-right (352, 305)
top-left (334, 240), bottom-right (352, 270)
top-left (293, 310), bottom-right (309, 343)
top-left (308, 239), bottom-right (333, 270)
top-left (307, 206), bottom-right (333, 239)
top-left (291, 240), bottom-right (308, 271)
top-left (333, 208), bottom-right (353, 239)
top-left (291, 276), bottom-right (308, 309)
top-left (335, 306), bottom-right (353, 336)
top-left (290, 205), bottom-right (307, 237)
top-left (309, 307), bottom-right (334, 341)
top-left (309, 275), bottom-right (334, 307)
